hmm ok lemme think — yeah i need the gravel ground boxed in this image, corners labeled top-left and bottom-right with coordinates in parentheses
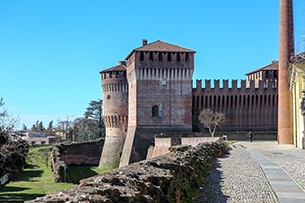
top-left (193, 143), bottom-right (279, 203)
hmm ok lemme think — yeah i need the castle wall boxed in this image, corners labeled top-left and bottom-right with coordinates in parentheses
top-left (193, 79), bottom-right (278, 132)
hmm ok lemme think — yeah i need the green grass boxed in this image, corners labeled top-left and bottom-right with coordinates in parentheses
top-left (67, 164), bottom-right (109, 184)
top-left (0, 145), bottom-right (108, 202)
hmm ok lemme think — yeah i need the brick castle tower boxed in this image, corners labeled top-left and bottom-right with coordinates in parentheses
top-left (99, 61), bottom-right (128, 168)
top-left (119, 40), bottom-right (195, 166)
top-left (278, 0), bottom-right (294, 144)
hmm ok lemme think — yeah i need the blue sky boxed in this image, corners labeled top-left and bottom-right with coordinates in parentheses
top-left (0, 0), bottom-right (304, 129)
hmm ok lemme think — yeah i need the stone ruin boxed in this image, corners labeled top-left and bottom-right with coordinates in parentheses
top-left (26, 140), bottom-right (228, 203)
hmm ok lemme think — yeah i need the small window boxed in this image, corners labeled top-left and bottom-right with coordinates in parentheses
top-left (140, 52), bottom-right (144, 61)
top-left (185, 53), bottom-right (189, 62)
top-left (41, 141), bottom-right (46, 145)
top-left (177, 53), bottom-right (180, 62)
top-left (149, 52), bottom-right (153, 61)
top-left (167, 53), bottom-right (171, 61)
top-left (152, 105), bottom-right (158, 117)
top-left (158, 52), bottom-right (163, 61)
top-left (152, 103), bottom-right (162, 118)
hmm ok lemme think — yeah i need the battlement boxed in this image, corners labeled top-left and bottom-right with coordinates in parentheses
top-left (101, 70), bottom-right (127, 80)
top-left (194, 79), bottom-right (278, 90)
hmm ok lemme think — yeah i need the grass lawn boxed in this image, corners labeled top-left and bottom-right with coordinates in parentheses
top-left (0, 145), bottom-right (107, 202)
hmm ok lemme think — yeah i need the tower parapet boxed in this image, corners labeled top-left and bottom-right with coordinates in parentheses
top-left (120, 40), bottom-right (195, 167)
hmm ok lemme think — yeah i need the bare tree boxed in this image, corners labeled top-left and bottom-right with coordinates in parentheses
top-left (198, 108), bottom-right (226, 137)
top-left (0, 98), bottom-right (29, 177)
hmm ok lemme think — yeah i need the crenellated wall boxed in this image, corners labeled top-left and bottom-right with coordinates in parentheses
top-left (192, 79), bottom-right (278, 132)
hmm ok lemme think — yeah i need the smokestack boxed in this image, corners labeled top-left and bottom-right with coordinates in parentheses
top-left (278, 0), bottom-right (294, 144)
top-left (142, 39), bottom-right (147, 46)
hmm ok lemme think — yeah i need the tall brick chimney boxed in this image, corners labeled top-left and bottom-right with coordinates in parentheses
top-left (278, 0), bottom-right (294, 144)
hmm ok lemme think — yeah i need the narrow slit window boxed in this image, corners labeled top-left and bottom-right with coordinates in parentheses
top-left (167, 52), bottom-right (171, 61)
top-left (152, 105), bottom-right (159, 117)
top-left (140, 52), bottom-right (144, 61)
top-left (158, 52), bottom-right (163, 61)
top-left (185, 53), bottom-right (189, 62)
top-left (177, 53), bottom-right (180, 62)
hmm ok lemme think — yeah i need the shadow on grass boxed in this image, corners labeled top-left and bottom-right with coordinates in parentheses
top-left (0, 193), bottom-right (45, 202)
top-left (0, 186), bottom-right (44, 202)
top-left (67, 165), bottom-right (99, 184)
top-left (193, 155), bottom-right (230, 202)
top-left (24, 164), bottom-right (37, 169)
top-left (15, 170), bottom-right (43, 182)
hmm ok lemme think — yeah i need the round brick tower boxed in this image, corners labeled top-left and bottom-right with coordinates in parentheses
top-left (99, 61), bottom-right (128, 168)
top-left (278, 0), bottom-right (294, 144)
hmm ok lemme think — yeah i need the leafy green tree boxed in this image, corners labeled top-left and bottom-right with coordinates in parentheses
top-left (48, 120), bottom-right (53, 130)
top-left (72, 100), bottom-right (105, 142)
top-left (38, 121), bottom-right (45, 131)
top-left (84, 100), bottom-right (104, 137)
top-left (30, 120), bottom-right (46, 132)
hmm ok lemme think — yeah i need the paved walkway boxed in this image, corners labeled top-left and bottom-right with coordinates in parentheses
top-left (194, 141), bottom-right (305, 203)
top-left (247, 149), bottom-right (305, 202)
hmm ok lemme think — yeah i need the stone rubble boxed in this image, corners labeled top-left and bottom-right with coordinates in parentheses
top-left (25, 141), bottom-right (228, 203)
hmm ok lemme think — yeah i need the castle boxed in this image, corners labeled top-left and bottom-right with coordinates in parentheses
top-left (99, 39), bottom-right (278, 168)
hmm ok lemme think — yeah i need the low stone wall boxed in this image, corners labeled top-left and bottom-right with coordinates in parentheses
top-left (150, 136), bottom-right (220, 158)
top-left (50, 139), bottom-right (104, 182)
top-left (28, 140), bottom-right (229, 203)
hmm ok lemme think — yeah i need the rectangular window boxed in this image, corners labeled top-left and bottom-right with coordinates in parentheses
top-left (167, 52), bottom-right (171, 61)
top-left (149, 52), bottom-right (153, 61)
top-left (140, 52), bottom-right (144, 61)
top-left (158, 52), bottom-right (163, 61)
top-left (152, 103), bottom-right (162, 118)
top-left (177, 53), bottom-right (180, 61)
top-left (185, 53), bottom-right (189, 62)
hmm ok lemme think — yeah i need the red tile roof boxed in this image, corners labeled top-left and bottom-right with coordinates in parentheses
top-left (100, 64), bottom-right (126, 73)
top-left (125, 40), bottom-right (196, 60)
top-left (246, 61), bottom-right (278, 75)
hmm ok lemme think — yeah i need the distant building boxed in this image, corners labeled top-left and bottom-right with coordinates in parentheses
top-left (246, 61), bottom-right (278, 87)
top-left (24, 131), bottom-right (60, 145)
